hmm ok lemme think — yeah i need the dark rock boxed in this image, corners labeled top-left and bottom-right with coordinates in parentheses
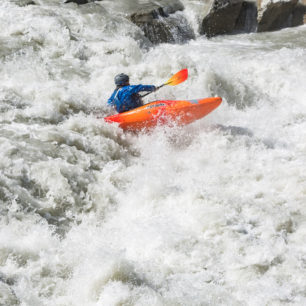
top-left (234, 1), bottom-right (258, 32)
top-left (257, 0), bottom-right (298, 32)
top-left (12, 0), bottom-right (36, 6)
top-left (290, 2), bottom-right (306, 26)
top-left (129, 0), bottom-right (195, 44)
top-left (200, 0), bottom-right (304, 37)
top-left (65, 0), bottom-right (91, 5)
top-left (201, 0), bottom-right (244, 37)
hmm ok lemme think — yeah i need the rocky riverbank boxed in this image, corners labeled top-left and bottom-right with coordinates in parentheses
top-left (11, 0), bottom-right (306, 43)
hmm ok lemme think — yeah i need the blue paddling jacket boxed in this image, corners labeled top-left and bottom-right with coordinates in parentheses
top-left (107, 84), bottom-right (156, 113)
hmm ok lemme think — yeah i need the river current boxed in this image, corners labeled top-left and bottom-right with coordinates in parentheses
top-left (1, 0), bottom-right (306, 305)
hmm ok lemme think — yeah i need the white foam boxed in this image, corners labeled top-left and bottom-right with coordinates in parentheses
top-left (1, 1), bottom-right (306, 305)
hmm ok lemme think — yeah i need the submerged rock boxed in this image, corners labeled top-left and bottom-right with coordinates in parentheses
top-left (200, 0), bottom-right (244, 37)
top-left (129, 0), bottom-right (195, 44)
top-left (257, 0), bottom-right (298, 32)
top-left (11, 0), bottom-right (36, 6)
top-left (64, 0), bottom-right (93, 5)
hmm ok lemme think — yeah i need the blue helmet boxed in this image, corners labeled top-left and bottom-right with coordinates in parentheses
top-left (115, 73), bottom-right (129, 86)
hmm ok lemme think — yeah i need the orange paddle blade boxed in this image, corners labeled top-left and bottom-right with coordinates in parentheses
top-left (165, 68), bottom-right (188, 86)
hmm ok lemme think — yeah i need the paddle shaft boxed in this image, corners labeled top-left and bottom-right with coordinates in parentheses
top-left (140, 69), bottom-right (188, 99)
top-left (141, 84), bottom-right (165, 98)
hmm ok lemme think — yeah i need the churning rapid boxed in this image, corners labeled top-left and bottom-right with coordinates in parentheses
top-left (1, 0), bottom-right (306, 305)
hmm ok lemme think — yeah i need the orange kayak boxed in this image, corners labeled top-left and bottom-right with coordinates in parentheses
top-left (104, 97), bottom-right (222, 131)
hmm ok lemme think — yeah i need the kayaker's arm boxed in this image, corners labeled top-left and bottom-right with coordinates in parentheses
top-left (129, 84), bottom-right (156, 94)
top-left (107, 90), bottom-right (117, 107)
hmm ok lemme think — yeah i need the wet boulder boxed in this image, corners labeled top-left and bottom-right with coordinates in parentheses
top-left (234, 1), bottom-right (258, 33)
top-left (200, 0), bottom-right (305, 37)
top-left (257, 0), bottom-right (299, 32)
top-left (11, 0), bottom-right (36, 5)
top-left (236, 0), bottom-right (305, 32)
top-left (64, 0), bottom-right (93, 4)
top-left (290, 0), bottom-right (306, 26)
top-left (129, 0), bottom-right (195, 44)
top-left (200, 0), bottom-right (244, 37)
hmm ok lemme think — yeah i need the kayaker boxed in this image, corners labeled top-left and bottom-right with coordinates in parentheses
top-left (107, 73), bottom-right (156, 113)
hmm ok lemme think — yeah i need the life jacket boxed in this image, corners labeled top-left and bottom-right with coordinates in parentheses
top-left (107, 84), bottom-right (155, 113)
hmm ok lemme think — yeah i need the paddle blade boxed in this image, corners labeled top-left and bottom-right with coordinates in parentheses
top-left (165, 68), bottom-right (188, 86)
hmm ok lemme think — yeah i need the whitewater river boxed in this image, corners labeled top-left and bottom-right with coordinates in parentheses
top-left (1, 0), bottom-right (306, 305)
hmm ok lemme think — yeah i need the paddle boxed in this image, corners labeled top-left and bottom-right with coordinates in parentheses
top-left (141, 68), bottom-right (188, 98)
